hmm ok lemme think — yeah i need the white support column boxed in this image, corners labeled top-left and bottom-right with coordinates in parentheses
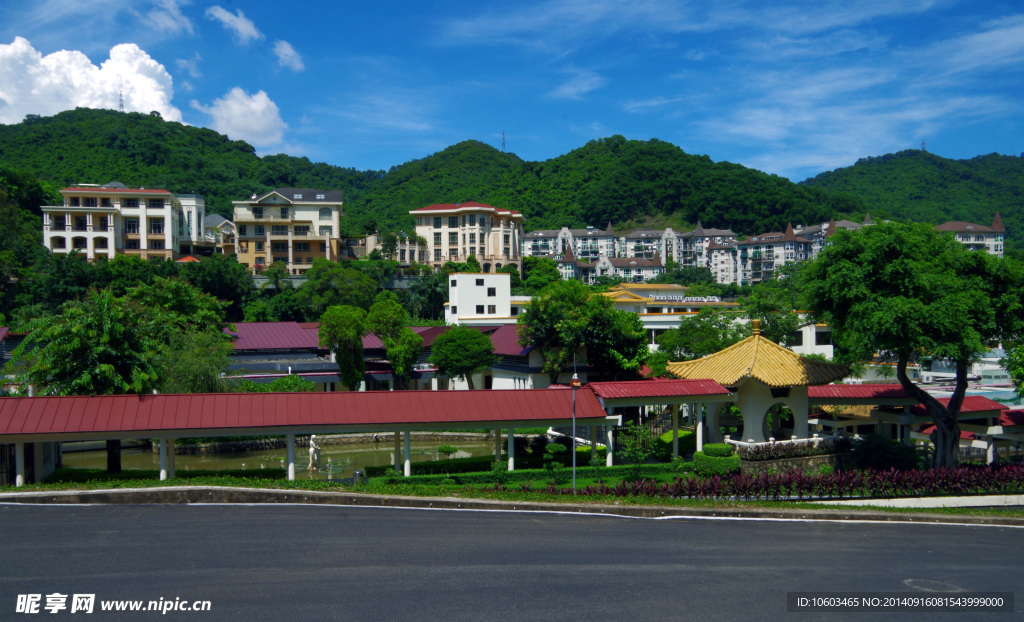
top-left (168, 438), bottom-right (176, 478)
top-left (696, 404), bottom-right (705, 453)
top-left (286, 434), bottom-right (295, 481)
top-left (393, 432), bottom-right (402, 474)
top-left (606, 426), bottom-right (615, 467)
top-left (14, 441), bottom-right (25, 487)
top-left (403, 431), bottom-right (411, 477)
top-left (159, 439), bottom-right (168, 481)
top-left (507, 428), bottom-right (515, 471)
top-left (672, 404), bottom-right (680, 459)
top-left (987, 438), bottom-right (996, 465)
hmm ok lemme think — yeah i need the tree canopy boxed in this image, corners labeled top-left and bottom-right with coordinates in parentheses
top-left (800, 221), bottom-right (1024, 467)
top-left (429, 326), bottom-right (498, 389)
top-left (318, 305), bottom-right (367, 391)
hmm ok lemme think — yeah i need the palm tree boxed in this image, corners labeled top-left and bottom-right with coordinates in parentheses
top-left (261, 261), bottom-right (293, 297)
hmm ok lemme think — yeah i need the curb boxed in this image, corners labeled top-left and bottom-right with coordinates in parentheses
top-left (1, 486), bottom-right (1022, 527)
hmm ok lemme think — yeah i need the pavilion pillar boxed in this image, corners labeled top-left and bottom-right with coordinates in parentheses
top-left (791, 386), bottom-right (809, 439)
top-left (986, 438), bottom-right (996, 465)
top-left (168, 438), bottom-right (176, 479)
top-left (606, 426), bottom-right (615, 466)
top-left (393, 432), bottom-right (402, 474)
top-left (403, 431), bottom-right (411, 477)
top-left (159, 439), bottom-right (168, 481)
top-left (286, 434), bottom-right (295, 481)
top-left (507, 429), bottom-right (515, 471)
top-left (671, 404), bottom-right (680, 459)
top-left (696, 404), bottom-right (704, 452)
top-left (14, 441), bottom-right (25, 487)
top-left (589, 426), bottom-right (597, 458)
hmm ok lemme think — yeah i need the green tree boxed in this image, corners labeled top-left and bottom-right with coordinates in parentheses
top-left (158, 327), bottom-right (233, 394)
top-left (522, 256), bottom-right (561, 292)
top-left (367, 291), bottom-right (423, 389)
top-left (742, 271), bottom-right (805, 346)
top-left (648, 308), bottom-right (749, 376)
top-left (299, 258), bottom-right (376, 314)
top-left (800, 222), bottom-right (1024, 468)
top-left (260, 261), bottom-right (293, 296)
top-left (124, 276), bottom-right (228, 340)
top-left (429, 325), bottom-right (498, 389)
top-left (179, 254), bottom-right (253, 321)
top-left (318, 305), bottom-right (367, 391)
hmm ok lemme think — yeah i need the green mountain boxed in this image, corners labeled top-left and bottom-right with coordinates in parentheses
top-left (801, 150), bottom-right (1024, 249)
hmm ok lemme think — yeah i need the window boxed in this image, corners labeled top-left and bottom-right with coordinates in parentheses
top-left (254, 225), bottom-right (265, 236)
top-left (255, 241), bottom-right (265, 252)
top-left (319, 208), bottom-right (332, 220)
top-left (487, 287), bottom-right (495, 297)
top-left (319, 226), bottom-right (332, 236)
top-left (448, 216), bottom-right (458, 228)
top-left (147, 199), bottom-right (164, 208)
top-left (272, 242), bottom-right (288, 252)
top-left (433, 217), bottom-right (442, 228)
top-left (295, 242), bottom-right (310, 253)
top-left (476, 305), bottom-right (484, 314)
top-left (469, 233), bottom-right (476, 244)
top-left (504, 234), bottom-right (510, 244)
top-left (789, 331), bottom-right (804, 346)
top-left (101, 198), bottom-right (112, 207)
top-left (72, 238), bottom-right (87, 249)
top-left (450, 279), bottom-right (457, 287)
top-left (433, 233), bottom-right (441, 246)
top-left (273, 256), bottom-right (288, 264)
top-left (476, 278), bottom-right (484, 286)
top-left (252, 207), bottom-right (264, 219)
top-left (124, 218), bottom-right (138, 234)
top-left (449, 248), bottom-right (458, 258)
top-left (255, 257), bottom-right (266, 266)
top-left (99, 216), bottom-right (109, 231)
top-left (123, 198), bottom-right (138, 208)
top-left (149, 219), bottom-right (164, 235)
top-left (75, 216), bottom-right (87, 231)
top-left (434, 249), bottom-right (442, 260)
top-left (815, 331), bottom-right (832, 346)
top-left (124, 239), bottom-right (139, 250)
top-left (83, 197), bottom-right (97, 207)
top-left (271, 225), bottom-right (288, 236)
top-left (487, 305), bottom-right (496, 314)
top-left (149, 239), bottom-right (165, 250)
top-left (451, 306), bottom-right (457, 314)
top-left (293, 193), bottom-right (302, 199)
top-left (469, 214), bottom-right (477, 226)
top-left (95, 238), bottom-right (108, 249)
top-left (238, 224), bottom-right (247, 236)
top-left (69, 197), bottom-right (80, 207)
top-left (316, 194), bottom-right (325, 200)
top-left (280, 207), bottom-right (289, 218)
top-left (449, 232), bottom-right (458, 245)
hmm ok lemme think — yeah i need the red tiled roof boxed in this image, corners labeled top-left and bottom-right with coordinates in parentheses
top-left (587, 379), bottom-right (730, 399)
top-left (910, 395), bottom-right (1007, 417)
top-left (808, 384), bottom-right (910, 400)
top-left (228, 322), bottom-right (321, 350)
top-left (490, 324), bottom-right (531, 356)
top-left (0, 389), bottom-right (610, 439)
top-left (917, 424), bottom-right (977, 440)
top-left (61, 187), bottom-right (173, 194)
top-left (934, 221), bottom-right (997, 233)
top-left (999, 409), bottom-right (1024, 426)
top-left (176, 256), bottom-right (201, 263)
top-left (0, 327), bottom-right (7, 342)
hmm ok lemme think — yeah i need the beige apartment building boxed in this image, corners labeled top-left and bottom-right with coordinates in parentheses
top-left (411, 201), bottom-right (525, 273)
top-left (233, 188), bottom-right (344, 274)
top-left (41, 182), bottom-right (208, 260)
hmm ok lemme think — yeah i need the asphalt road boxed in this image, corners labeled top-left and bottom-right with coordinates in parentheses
top-left (1, 504), bottom-right (1020, 621)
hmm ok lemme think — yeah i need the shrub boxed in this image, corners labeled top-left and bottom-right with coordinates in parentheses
top-left (702, 443), bottom-right (735, 457)
top-left (653, 430), bottom-right (697, 461)
top-left (847, 435), bottom-right (922, 471)
top-left (693, 451), bottom-right (741, 476)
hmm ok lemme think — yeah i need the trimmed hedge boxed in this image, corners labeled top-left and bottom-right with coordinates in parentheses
top-left (702, 443), bottom-right (735, 457)
top-left (693, 451), bottom-right (741, 476)
top-left (365, 446), bottom-right (607, 477)
top-left (367, 462), bottom-right (690, 486)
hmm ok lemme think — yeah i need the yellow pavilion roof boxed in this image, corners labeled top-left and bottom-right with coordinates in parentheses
top-left (601, 290), bottom-right (652, 303)
top-left (666, 320), bottom-right (850, 388)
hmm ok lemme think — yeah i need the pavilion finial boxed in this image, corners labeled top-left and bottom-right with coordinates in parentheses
top-left (752, 318), bottom-right (761, 335)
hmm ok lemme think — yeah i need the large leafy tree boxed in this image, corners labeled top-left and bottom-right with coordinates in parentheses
top-left (367, 291), bottom-right (423, 390)
top-left (518, 279), bottom-right (647, 383)
top-left (648, 308), bottom-right (749, 376)
top-left (318, 305), bottom-right (368, 391)
top-left (429, 326), bottom-right (498, 389)
top-left (299, 258), bottom-right (376, 315)
top-left (800, 222), bottom-right (1024, 468)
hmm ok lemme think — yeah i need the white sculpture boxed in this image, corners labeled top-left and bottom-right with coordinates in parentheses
top-left (307, 435), bottom-right (321, 471)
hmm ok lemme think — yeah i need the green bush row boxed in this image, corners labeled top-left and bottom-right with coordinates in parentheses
top-left (368, 462), bottom-right (690, 486)
top-left (693, 451), bottom-right (741, 476)
top-left (701, 443), bottom-right (735, 457)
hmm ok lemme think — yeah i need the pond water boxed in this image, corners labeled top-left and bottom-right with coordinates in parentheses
top-left (60, 439), bottom-right (496, 480)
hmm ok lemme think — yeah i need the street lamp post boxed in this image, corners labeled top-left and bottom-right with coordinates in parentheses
top-left (571, 372), bottom-right (581, 495)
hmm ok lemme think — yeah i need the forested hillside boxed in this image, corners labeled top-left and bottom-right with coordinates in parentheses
top-left (801, 150), bottom-right (1024, 249)
top-left (1, 109), bottom-right (865, 239)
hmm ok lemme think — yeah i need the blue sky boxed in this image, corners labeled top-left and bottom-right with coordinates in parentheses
top-left (1, 1), bottom-right (1021, 181)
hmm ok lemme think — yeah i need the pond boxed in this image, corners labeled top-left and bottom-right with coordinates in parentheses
top-left (60, 438), bottom-right (497, 480)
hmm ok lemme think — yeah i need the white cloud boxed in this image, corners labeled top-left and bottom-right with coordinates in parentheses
top-left (175, 52), bottom-right (202, 78)
top-left (139, 0), bottom-right (193, 35)
top-left (205, 5), bottom-right (263, 44)
top-left (191, 87), bottom-right (286, 146)
top-left (0, 37), bottom-right (181, 124)
top-left (548, 68), bottom-right (607, 99)
top-left (273, 40), bottom-right (304, 71)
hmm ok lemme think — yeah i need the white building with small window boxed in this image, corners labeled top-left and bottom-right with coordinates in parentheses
top-left (233, 188), bottom-right (343, 274)
top-left (41, 182), bottom-right (206, 260)
top-left (444, 272), bottom-right (529, 325)
top-left (935, 213), bottom-right (1005, 257)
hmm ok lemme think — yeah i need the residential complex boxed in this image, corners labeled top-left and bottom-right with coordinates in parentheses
top-left (233, 188), bottom-right (344, 274)
top-left (41, 182), bottom-right (210, 260)
top-left (410, 202), bottom-right (526, 273)
top-left (935, 213), bottom-right (1005, 257)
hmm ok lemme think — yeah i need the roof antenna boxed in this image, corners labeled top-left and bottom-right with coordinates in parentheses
top-left (119, 91), bottom-right (124, 113)
top-left (502, 130), bottom-right (506, 153)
